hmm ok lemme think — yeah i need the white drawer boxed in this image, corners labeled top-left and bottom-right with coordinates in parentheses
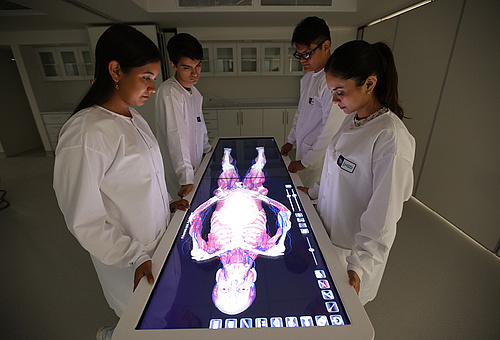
top-left (205, 120), bottom-right (218, 129)
top-left (203, 110), bottom-right (217, 120)
top-left (207, 130), bottom-right (218, 138)
top-left (41, 113), bottom-right (71, 124)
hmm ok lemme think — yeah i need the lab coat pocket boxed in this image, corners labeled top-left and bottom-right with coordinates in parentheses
top-left (145, 226), bottom-right (167, 257)
top-left (302, 136), bottom-right (316, 151)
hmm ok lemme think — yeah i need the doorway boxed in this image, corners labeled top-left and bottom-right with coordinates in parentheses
top-left (0, 45), bottom-right (43, 157)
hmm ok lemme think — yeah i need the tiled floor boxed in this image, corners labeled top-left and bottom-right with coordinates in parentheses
top-left (1, 151), bottom-right (499, 340)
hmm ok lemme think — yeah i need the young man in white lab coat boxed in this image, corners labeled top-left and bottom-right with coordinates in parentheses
top-left (281, 16), bottom-right (344, 188)
top-left (155, 33), bottom-right (211, 199)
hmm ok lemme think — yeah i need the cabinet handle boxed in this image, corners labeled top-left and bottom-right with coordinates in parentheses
top-left (282, 111), bottom-right (285, 125)
top-left (240, 112), bottom-right (243, 125)
top-left (237, 112), bottom-right (240, 125)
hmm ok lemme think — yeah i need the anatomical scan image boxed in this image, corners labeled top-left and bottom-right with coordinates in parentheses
top-left (138, 138), bottom-right (350, 330)
top-left (188, 147), bottom-right (292, 315)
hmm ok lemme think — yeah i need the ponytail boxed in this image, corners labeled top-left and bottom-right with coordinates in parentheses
top-left (325, 40), bottom-right (407, 120)
top-left (372, 42), bottom-right (405, 119)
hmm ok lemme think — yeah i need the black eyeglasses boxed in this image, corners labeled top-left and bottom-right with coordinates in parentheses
top-left (293, 40), bottom-right (327, 60)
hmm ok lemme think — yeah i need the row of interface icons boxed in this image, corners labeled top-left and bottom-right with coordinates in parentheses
top-left (315, 270), bottom-right (342, 313)
top-left (294, 214), bottom-right (344, 322)
top-left (209, 314), bottom-right (346, 329)
top-left (295, 212), bottom-right (310, 235)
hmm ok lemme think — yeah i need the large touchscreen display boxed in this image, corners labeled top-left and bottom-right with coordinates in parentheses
top-left (137, 137), bottom-right (351, 330)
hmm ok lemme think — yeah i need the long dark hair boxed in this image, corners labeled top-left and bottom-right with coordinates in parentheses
top-left (325, 40), bottom-right (406, 119)
top-left (73, 24), bottom-right (162, 115)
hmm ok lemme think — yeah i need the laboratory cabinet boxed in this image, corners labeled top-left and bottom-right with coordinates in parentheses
top-left (262, 108), bottom-right (296, 147)
top-left (35, 46), bottom-right (94, 81)
top-left (202, 42), bottom-right (303, 77)
top-left (201, 43), bottom-right (214, 76)
top-left (213, 43), bottom-right (237, 76)
top-left (217, 109), bottom-right (263, 137)
top-left (237, 43), bottom-right (260, 76)
top-left (261, 43), bottom-right (284, 75)
top-left (203, 109), bottom-right (219, 143)
top-left (39, 110), bottom-right (71, 149)
top-left (285, 45), bottom-right (304, 75)
top-left (205, 107), bottom-right (296, 147)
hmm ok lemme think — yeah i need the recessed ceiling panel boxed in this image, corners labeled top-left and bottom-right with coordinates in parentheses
top-left (261, 0), bottom-right (332, 5)
top-left (178, 0), bottom-right (252, 7)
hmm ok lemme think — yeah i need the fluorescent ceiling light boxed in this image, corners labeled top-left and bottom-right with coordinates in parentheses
top-left (366, 0), bottom-right (434, 27)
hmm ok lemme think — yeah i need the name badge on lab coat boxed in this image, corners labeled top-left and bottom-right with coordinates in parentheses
top-left (308, 97), bottom-right (314, 105)
top-left (337, 155), bottom-right (356, 173)
top-left (197, 116), bottom-right (201, 122)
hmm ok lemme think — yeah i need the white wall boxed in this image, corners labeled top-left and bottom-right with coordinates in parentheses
top-left (363, 0), bottom-right (500, 253)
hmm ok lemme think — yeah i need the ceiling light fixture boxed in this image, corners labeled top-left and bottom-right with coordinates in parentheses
top-left (366, 0), bottom-right (434, 27)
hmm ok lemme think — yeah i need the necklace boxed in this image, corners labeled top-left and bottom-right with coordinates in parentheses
top-left (353, 107), bottom-right (388, 127)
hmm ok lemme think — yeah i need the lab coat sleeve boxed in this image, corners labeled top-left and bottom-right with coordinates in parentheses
top-left (300, 88), bottom-right (340, 168)
top-left (155, 89), bottom-right (195, 186)
top-left (54, 145), bottom-right (151, 270)
top-left (308, 181), bottom-right (320, 200)
top-left (346, 152), bottom-right (414, 284)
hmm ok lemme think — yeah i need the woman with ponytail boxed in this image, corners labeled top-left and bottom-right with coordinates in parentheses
top-left (53, 24), bottom-right (188, 339)
top-left (299, 40), bottom-right (415, 305)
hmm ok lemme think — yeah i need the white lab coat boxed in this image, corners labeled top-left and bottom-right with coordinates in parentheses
top-left (287, 69), bottom-right (344, 187)
top-left (312, 109), bottom-right (415, 305)
top-left (53, 106), bottom-right (171, 317)
top-left (155, 77), bottom-right (211, 195)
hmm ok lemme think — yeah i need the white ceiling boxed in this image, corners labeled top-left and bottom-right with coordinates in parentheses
top-left (0, 0), bottom-right (418, 32)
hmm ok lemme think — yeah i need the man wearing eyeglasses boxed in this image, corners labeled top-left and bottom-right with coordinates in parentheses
top-left (281, 16), bottom-right (344, 189)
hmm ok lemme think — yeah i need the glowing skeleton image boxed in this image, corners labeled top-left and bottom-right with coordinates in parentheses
top-left (188, 147), bottom-right (292, 315)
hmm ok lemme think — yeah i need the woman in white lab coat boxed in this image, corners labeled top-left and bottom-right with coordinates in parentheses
top-left (53, 24), bottom-right (188, 339)
top-left (301, 40), bottom-right (415, 305)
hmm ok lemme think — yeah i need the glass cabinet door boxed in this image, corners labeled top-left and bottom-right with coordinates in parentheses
top-left (202, 47), bottom-right (211, 74)
top-left (79, 49), bottom-right (94, 77)
top-left (36, 48), bottom-right (61, 80)
top-left (214, 44), bottom-right (236, 76)
top-left (36, 46), bottom-right (94, 81)
top-left (285, 45), bottom-right (304, 75)
top-left (58, 49), bottom-right (80, 78)
top-left (201, 43), bottom-right (214, 76)
top-left (262, 43), bottom-right (283, 75)
top-left (237, 43), bottom-right (259, 75)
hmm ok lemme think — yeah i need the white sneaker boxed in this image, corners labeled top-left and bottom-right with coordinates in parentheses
top-left (96, 326), bottom-right (115, 340)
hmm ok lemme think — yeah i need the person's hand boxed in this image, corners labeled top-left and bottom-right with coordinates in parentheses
top-left (280, 143), bottom-right (293, 156)
top-left (297, 186), bottom-right (309, 195)
top-left (178, 184), bottom-right (193, 198)
top-left (288, 160), bottom-right (306, 173)
top-left (170, 199), bottom-right (190, 213)
top-left (134, 260), bottom-right (154, 291)
top-left (348, 270), bottom-right (360, 295)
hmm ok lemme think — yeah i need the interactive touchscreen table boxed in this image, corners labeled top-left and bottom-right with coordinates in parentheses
top-left (113, 137), bottom-right (374, 340)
